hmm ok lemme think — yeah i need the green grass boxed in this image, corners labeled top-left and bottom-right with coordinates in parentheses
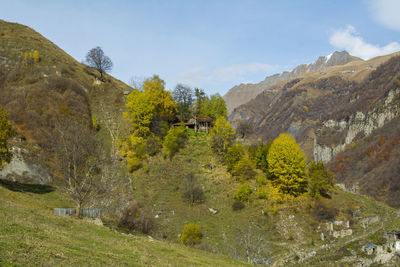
top-left (0, 181), bottom-right (251, 266)
top-left (130, 132), bottom-right (400, 265)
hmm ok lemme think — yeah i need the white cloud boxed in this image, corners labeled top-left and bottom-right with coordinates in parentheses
top-left (369, 0), bottom-right (400, 31)
top-left (329, 25), bottom-right (400, 59)
top-left (175, 63), bottom-right (276, 89)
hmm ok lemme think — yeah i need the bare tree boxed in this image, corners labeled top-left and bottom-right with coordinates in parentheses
top-left (53, 118), bottom-right (101, 217)
top-left (236, 119), bottom-right (254, 138)
top-left (85, 46), bottom-right (113, 79)
top-left (230, 225), bottom-right (271, 265)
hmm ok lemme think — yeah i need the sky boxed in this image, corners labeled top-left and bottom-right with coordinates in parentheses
top-left (0, 0), bottom-right (400, 95)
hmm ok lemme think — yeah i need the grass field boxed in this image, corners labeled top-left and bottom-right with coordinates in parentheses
top-left (0, 179), bottom-right (251, 266)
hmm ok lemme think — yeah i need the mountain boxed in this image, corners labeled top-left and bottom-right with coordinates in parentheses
top-left (223, 51), bottom-right (361, 113)
top-left (2, 20), bottom-right (400, 266)
top-left (229, 51), bottom-right (400, 207)
top-left (0, 20), bottom-right (133, 217)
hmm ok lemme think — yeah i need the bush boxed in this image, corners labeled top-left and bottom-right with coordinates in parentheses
top-left (118, 202), bottom-right (154, 234)
top-left (181, 223), bottom-right (202, 246)
top-left (224, 143), bottom-right (245, 173)
top-left (209, 117), bottom-right (235, 157)
top-left (232, 200), bottom-right (245, 211)
top-left (235, 182), bottom-right (252, 202)
top-left (231, 157), bottom-right (257, 181)
top-left (308, 161), bottom-right (334, 198)
top-left (312, 200), bottom-right (338, 221)
top-left (183, 174), bottom-right (205, 204)
top-left (163, 125), bottom-right (187, 159)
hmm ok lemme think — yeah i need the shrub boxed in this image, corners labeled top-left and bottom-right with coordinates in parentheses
top-left (183, 174), bottom-right (205, 204)
top-left (209, 117), bottom-right (235, 157)
top-left (118, 202), bottom-right (154, 234)
top-left (235, 182), bottom-right (252, 202)
top-left (312, 200), bottom-right (338, 221)
top-left (288, 231), bottom-right (295, 240)
top-left (308, 161), bottom-right (334, 198)
top-left (232, 200), bottom-right (245, 211)
top-left (181, 223), bottom-right (202, 246)
top-left (163, 125), bottom-right (187, 159)
top-left (224, 143), bottom-right (245, 173)
top-left (231, 157), bottom-right (257, 181)
top-left (92, 115), bottom-right (100, 131)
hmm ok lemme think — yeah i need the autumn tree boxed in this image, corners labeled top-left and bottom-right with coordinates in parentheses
top-left (32, 50), bottom-right (40, 63)
top-left (163, 125), bottom-right (187, 159)
top-left (225, 143), bottom-right (245, 172)
top-left (267, 133), bottom-right (307, 196)
top-left (0, 106), bottom-right (12, 169)
top-left (85, 46), bottom-right (113, 79)
top-left (209, 117), bottom-right (236, 158)
top-left (173, 84), bottom-right (193, 122)
top-left (308, 161), bottom-right (335, 198)
top-left (231, 157), bottom-right (257, 181)
top-left (123, 75), bottom-right (176, 171)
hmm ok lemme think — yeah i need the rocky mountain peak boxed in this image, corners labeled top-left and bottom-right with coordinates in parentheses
top-left (223, 51), bottom-right (362, 113)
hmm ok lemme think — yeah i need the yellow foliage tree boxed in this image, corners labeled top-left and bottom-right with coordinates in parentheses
top-left (122, 75), bottom-right (177, 171)
top-left (33, 50), bottom-right (40, 63)
top-left (267, 133), bottom-right (307, 196)
top-left (209, 117), bottom-right (235, 157)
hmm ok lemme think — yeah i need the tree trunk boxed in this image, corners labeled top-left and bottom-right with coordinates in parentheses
top-left (76, 202), bottom-right (81, 218)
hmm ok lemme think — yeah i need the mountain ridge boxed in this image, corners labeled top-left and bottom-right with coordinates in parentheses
top-left (224, 51), bottom-right (361, 113)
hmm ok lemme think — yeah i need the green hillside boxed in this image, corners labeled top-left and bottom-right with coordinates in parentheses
top-left (130, 132), bottom-right (400, 265)
top-left (0, 180), bottom-right (251, 267)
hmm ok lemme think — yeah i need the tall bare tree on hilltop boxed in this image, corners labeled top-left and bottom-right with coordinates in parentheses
top-left (85, 46), bottom-right (113, 79)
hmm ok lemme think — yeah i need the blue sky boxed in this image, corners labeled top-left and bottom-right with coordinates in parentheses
top-left (1, 0), bottom-right (399, 95)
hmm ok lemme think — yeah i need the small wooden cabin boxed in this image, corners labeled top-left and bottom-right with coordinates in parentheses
top-left (173, 117), bottom-right (213, 133)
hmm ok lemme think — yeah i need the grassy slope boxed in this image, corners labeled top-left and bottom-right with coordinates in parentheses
top-left (131, 132), bottom-right (400, 265)
top-left (0, 182), bottom-right (251, 267)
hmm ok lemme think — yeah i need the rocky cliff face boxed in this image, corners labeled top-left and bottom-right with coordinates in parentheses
top-left (223, 51), bottom-right (361, 113)
top-left (230, 52), bottom-right (400, 207)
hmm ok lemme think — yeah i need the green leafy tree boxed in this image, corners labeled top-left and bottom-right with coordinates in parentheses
top-left (253, 142), bottom-right (271, 174)
top-left (209, 117), bottom-right (235, 157)
top-left (225, 143), bottom-right (245, 172)
top-left (173, 84), bottom-right (193, 122)
top-left (267, 133), bottom-right (307, 196)
top-left (193, 88), bottom-right (207, 118)
top-left (181, 223), bottom-right (203, 246)
top-left (231, 157), bottom-right (257, 181)
top-left (0, 106), bottom-right (12, 169)
top-left (163, 125), bottom-right (187, 159)
top-left (308, 161), bottom-right (335, 198)
top-left (208, 93), bottom-right (227, 119)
